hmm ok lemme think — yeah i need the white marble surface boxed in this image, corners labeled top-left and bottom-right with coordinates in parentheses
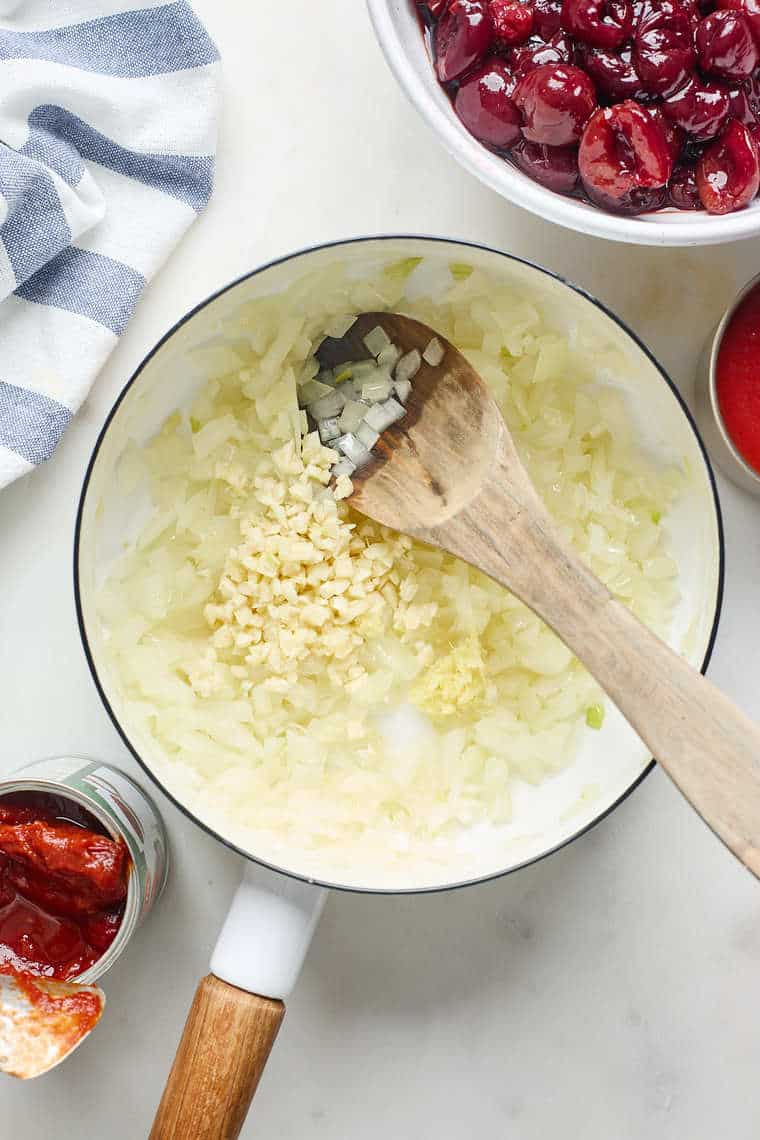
top-left (1, 1), bottom-right (760, 1136)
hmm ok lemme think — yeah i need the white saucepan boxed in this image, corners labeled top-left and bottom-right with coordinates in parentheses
top-left (74, 236), bottom-right (724, 1138)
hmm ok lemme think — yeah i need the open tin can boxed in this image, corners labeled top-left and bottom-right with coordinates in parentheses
top-left (0, 756), bottom-right (169, 983)
top-left (695, 271), bottom-right (760, 498)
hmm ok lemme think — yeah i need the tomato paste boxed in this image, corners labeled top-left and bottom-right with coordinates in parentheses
top-left (0, 793), bottom-right (129, 981)
top-left (716, 281), bottom-right (760, 476)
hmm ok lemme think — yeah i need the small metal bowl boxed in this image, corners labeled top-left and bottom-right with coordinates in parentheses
top-left (696, 272), bottom-right (760, 497)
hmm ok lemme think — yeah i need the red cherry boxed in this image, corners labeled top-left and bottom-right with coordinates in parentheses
top-left (696, 117), bottom-right (760, 210)
top-left (745, 72), bottom-right (760, 116)
top-left (578, 100), bottom-right (674, 211)
top-left (750, 122), bottom-right (760, 155)
top-left (668, 162), bottom-right (704, 206)
top-left (424, 0), bottom-right (760, 216)
top-left (645, 0), bottom-right (701, 21)
top-left (454, 57), bottom-right (522, 146)
top-left (513, 62), bottom-right (598, 144)
top-left (561, 0), bottom-right (634, 48)
top-left (696, 10), bottom-right (759, 77)
top-left (661, 75), bottom-right (731, 139)
top-left (435, 0), bottom-right (495, 82)
top-left (512, 138), bottom-right (582, 189)
top-left (576, 44), bottom-right (649, 101)
top-left (725, 75), bottom-right (760, 124)
top-left (534, 0), bottom-right (565, 33)
top-left (634, 1), bottom-right (696, 95)
top-left (669, 0), bottom-right (702, 32)
top-left (715, 0), bottom-right (760, 45)
top-left (489, 0), bottom-right (535, 44)
top-left (648, 104), bottom-right (685, 159)
top-left (509, 31), bottom-right (573, 76)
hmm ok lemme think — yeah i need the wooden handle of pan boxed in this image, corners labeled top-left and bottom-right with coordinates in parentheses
top-left (150, 974), bottom-right (284, 1140)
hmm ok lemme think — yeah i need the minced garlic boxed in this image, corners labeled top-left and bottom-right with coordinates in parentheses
top-left (203, 434), bottom-right (436, 695)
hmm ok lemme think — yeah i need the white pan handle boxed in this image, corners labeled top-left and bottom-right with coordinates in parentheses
top-left (151, 866), bottom-right (326, 1140)
top-left (211, 863), bottom-right (327, 997)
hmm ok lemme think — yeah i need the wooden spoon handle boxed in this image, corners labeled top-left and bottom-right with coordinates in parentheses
top-left (451, 486), bottom-right (760, 877)
top-left (150, 975), bottom-right (284, 1140)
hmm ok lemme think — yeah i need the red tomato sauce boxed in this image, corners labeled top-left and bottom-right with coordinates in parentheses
top-left (0, 793), bottom-right (129, 981)
top-left (716, 281), bottom-right (760, 476)
top-left (16, 972), bottom-right (103, 1045)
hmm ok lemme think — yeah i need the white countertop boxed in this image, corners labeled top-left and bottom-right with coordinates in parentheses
top-left (2, 2), bottom-right (760, 1136)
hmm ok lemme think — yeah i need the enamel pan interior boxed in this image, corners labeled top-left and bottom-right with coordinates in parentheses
top-left (75, 237), bottom-right (724, 894)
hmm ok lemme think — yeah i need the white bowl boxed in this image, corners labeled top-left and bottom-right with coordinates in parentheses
top-left (76, 237), bottom-right (724, 891)
top-left (367, 0), bottom-right (760, 247)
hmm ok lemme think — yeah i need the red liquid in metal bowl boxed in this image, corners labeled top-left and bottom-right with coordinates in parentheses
top-left (0, 792), bottom-right (129, 981)
top-left (716, 280), bottom-right (760, 474)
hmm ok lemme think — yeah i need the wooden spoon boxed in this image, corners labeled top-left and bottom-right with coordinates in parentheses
top-left (319, 313), bottom-right (760, 878)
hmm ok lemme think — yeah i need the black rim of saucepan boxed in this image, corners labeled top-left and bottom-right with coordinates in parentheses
top-left (73, 234), bottom-right (726, 896)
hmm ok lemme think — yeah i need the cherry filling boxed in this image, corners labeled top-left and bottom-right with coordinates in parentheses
top-left (634, 1), bottom-right (696, 95)
top-left (576, 43), bottom-right (649, 99)
top-left (662, 75), bottom-right (731, 139)
top-left (649, 104), bottom-right (685, 158)
top-left (562, 0), bottom-right (633, 47)
top-left (512, 137), bottom-right (582, 188)
top-left (578, 100), bottom-right (674, 210)
top-left (696, 10), bottom-right (759, 78)
top-left (490, 0), bottom-right (535, 45)
top-left (455, 57), bottom-right (522, 145)
top-left (514, 62), bottom-right (598, 143)
top-left (696, 117), bottom-right (760, 209)
top-left (716, 0), bottom-right (760, 45)
top-left (434, 0), bottom-right (495, 81)
top-left (420, 0), bottom-right (760, 215)
top-left (669, 161), bottom-right (704, 205)
top-left (534, 0), bottom-right (565, 36)
top-left (509, 31), bottom-right (573, 76)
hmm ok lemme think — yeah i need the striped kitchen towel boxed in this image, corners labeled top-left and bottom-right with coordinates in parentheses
top-left (0, 0), bottom-right (220, 490)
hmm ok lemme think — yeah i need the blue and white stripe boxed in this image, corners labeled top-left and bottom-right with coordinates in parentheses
top-left (0, 0), bottom-right (219, 489)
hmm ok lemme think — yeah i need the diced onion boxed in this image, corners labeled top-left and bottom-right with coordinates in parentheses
top-left (364, 325), bottom-right (391, 357)
top-left (334, 381), bottom-right (354, 406)
top-left (318, 417), bottom-right (341, 443)
top-left (298, 379), bottom-right (333, 404)
top-left (364, 397), bottom-right (405, 432)
top-left (308, 390), bottom-right (343, 420)
top-left (349, 360), bottom-right (379, 381)
top-left (377, 343), bottom-right (401, 370)
top-left (394, 379), bottom-right (412, 404)
top-left (325, 314), bottom-right (357, 339)
top-left (423, 337), bottom-right (444, 366)
top-left (336, 433), bottom-right (372, 468)
top-left (361, 377), bottom-right (392, 403)
top-left (356, 422), bottom-right (380, 450)
top-left (395, 349), bottom-right (421, 384)
top-left (338, 400), bottom-right (367, 434)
